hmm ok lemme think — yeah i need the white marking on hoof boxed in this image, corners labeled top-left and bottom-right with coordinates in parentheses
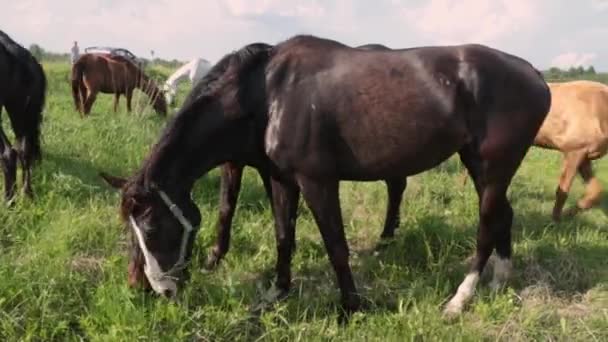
top-left (443, 272), bottom-right (479, 317)
top-left (490, 257), bottom-right (512, 291)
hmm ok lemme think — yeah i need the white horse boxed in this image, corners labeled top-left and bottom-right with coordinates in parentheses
top-left (162, 58), bottom-right (212, 106)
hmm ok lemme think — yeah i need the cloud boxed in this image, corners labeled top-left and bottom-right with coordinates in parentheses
top-left (591, 0), bottom-right (608, 10)
top-left (223, 0), bottom-right (325, 18)
top-left (551, 52), bottom-right (598, 68)
top-left (401, 0), bottom-right (541, 45)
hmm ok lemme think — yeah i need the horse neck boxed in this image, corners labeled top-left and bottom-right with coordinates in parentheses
top-left (165, 63), bottom-right (193, 89)
top-left (144, 107), bottom-right (234, 195)
top-left (137, 74), bottom-right (161, 98)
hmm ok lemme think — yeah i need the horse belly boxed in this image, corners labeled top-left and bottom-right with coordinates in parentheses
top-left (335, 116), bottom-right (468, 180)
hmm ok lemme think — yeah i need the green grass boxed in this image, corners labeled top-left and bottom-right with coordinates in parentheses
top-left (1, 63), bottom-right (607, 341)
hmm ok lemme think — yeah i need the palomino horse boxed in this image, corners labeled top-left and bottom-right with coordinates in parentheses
top-left (71, 53), bottom-right (167, 117)
top-left (536, 80), bottom-right (608, 220)
top-left (100, 35), bottom-right (550, 319)
top-left (162, 58), bottom-right (212, 106)
top-left (460, 80), bottom-right (608, 221)
top-left (0, 30), bottom-right (46, 202)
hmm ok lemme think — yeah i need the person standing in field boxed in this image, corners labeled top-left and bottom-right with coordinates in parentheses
top-left (70, 41), bottom-right (79, 64)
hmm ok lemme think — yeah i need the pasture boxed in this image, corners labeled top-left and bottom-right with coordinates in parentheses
top-left (0, 62), bottom-right (606, 341)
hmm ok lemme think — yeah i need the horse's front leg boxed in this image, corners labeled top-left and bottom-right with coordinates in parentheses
top-left (204, 162), bottom-right (244, 270)
top-left (380, 177), bottom-right (407, 239)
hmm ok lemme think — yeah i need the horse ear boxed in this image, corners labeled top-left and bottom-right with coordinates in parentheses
top-left (99, 171), bottom-right (128, 189)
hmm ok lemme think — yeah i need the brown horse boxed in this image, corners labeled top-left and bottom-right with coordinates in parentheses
top-left (460, 80), bottom-right (608, 221)
top-left (71, 53), bottom-right (167, 117)
top-left (100, 35), bottom-right (550, 320)
top-left (535, 80), bottom-right (608, 220)
top-left (0, 30), bottom-right (46, 202)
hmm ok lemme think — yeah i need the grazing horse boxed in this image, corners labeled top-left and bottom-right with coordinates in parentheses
top-left (0, 30), bottom-right (46, 202)
top-left (460, 80), bottom-right (608, 221)
top-left (162, 58), bottom-right (212, 106)
top-left (200, 43), bottom-right (408, 271)
top-left (535, 80), bottom-right (608, 220)
top-left (71, 53), bottom-right (167, 117)
top-left (99, 35), bottom-right (550, 319)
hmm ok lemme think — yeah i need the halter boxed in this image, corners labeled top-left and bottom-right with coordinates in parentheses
top-left (128, 188), bottom-right (197, 281)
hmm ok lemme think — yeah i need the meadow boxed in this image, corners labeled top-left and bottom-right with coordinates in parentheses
top-left (0, 62), bottom-right (606, 341)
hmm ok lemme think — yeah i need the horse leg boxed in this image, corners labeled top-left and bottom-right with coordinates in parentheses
top-left (126, 90), bottom-right (133, 113)
top-left (380, 177), bottom-right (407, 239)
top-left (83, 90), bottom-right (97, 117)
top-left (18, 144), bottom-right (33, 198)
top-left (298, 177), bottom-right (360, 316)
top-left (204, 162), bottom-right (243, 270)
top-left (576, 158), bottom-right (603, 211)
top-left (552, 150), bottom-right (586, 221)
top-left (113, 93), bottom-right (120, 113)
top-left (444, 145), bottom-right (515, 316)
top-left (269, 178), bottom-right (299, 299)
top-left (0, 123), bottom-right (18, 203)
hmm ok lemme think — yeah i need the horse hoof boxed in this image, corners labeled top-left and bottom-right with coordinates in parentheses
top-left (202, 252), bottom-right (220, 272)
top-left (250, 283), bottom-right (289, 315)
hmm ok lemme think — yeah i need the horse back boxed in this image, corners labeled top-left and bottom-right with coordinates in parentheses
top-left (264, 36), bottom-right (550, 179)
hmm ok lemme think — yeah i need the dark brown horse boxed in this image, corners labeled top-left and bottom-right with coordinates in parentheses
top-left (0, 30), bottom-right (46, 202)
top-left (72, 53), bottom-right (167, 117)
top-left (100, 35), bottom-right (551, 319)
top-left (201, 43), bottom-right (407, 271)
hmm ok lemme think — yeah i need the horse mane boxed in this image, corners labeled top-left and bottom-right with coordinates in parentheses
top-left (120, 42), bottom-right (273, 209)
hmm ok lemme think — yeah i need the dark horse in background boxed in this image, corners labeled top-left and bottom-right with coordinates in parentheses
top-left (100, 35), bottom-right (550, 319)
top-left (0, 30), bottom-right (46, 202)
top-left (71, 53), bottom-right (167, 117)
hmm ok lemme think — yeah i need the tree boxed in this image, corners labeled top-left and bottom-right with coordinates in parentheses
top-left (29, 44), bottom-right (44, 60)
top-left (586, 66), bottom-right (596, 75)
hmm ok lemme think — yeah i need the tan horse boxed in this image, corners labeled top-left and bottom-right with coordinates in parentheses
top-left (460, 80), bottom-right (608, 220)
top-left (71, 53), bottom-right (167, 117)
top-left (535, 80), bottom-right (608, 220)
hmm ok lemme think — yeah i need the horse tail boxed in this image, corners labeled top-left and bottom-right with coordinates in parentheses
top-left (13, 58), bottom-right (46, 166)
top-left (71, 59), bottom-right (85, 112)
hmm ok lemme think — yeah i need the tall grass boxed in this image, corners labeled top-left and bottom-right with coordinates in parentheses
top-left (0, 63), bottom-right (606, 341)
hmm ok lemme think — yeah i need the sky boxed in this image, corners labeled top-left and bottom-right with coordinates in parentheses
top-left (1, 0), bottom-right (607, 70)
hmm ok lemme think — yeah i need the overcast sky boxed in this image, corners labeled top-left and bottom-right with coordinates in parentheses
top-left (2, 0), bottom-right (607, 70)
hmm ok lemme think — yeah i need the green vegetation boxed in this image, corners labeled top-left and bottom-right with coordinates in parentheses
top-left (0, 62), bottom-right (606, 341)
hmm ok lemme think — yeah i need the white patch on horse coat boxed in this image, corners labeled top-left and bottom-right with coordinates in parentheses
top-left (265, 99), bottom-right (283, 155)
top-left (490, 257), bottom-right (512, 290)
top-left (129, 216), bottom-right (177, 297)
top-left (443, 272), bottom-right (480, 316)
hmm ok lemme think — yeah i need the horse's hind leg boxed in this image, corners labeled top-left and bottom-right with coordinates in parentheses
top-left (204, 162), bottom-right (244, 270)
top-left (298, 177), bottom-right (360, 317)
top-left (576, 158), bottom-right (602, 211)
top-left (380, 177), bottom-right (407, 239)
top-left (18, 140), bottom-right (33, 198)
top-left (552, 150), bottom-right (586, 221)
top-left (445, 145), bottom-right (515, 316)
top-left (113, 93), bottom-right (120, 113)
top-left (83, 90), bottom-right (97, 117)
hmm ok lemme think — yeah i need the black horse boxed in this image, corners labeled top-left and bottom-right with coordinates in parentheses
top-left (0, 30), bottom-right (46, 202)
top-left (101, 35), bottom-right (551, 318)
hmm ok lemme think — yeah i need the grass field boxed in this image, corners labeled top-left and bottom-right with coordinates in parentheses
top-left (0, 62), bottom-right (607, 341)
